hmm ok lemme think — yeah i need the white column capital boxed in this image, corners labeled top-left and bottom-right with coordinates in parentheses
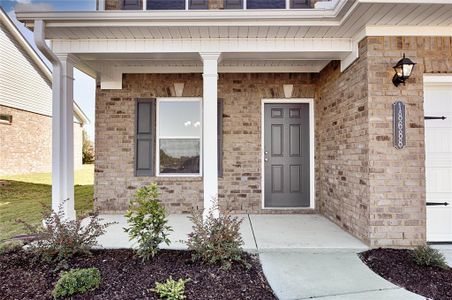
top-left (55, 53), bottom-right (77, 64)
top-left (199, 52), bottom-right (222, 62)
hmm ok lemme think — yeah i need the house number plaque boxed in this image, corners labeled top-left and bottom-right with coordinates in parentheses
top-left (393, 101), bottom-right (406, 150)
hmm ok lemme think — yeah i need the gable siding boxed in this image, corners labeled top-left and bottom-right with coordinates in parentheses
top-left (0, 21), bottom-right (52, 117)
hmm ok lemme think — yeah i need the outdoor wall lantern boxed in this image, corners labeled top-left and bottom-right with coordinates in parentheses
top-left (392, 54), bottom-right (416, 87)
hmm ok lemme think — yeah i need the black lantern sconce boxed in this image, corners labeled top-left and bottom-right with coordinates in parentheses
top-left (392, 54), bottom-right (416, 87)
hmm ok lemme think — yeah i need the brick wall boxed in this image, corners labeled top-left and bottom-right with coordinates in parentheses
top-left (315, 40), bottom-right (370, 244)
top-left (93, 37), bottom-right (451, 247)
top-left (316, 36), bottom-right (452, 247)
top-left (366, 36), bottom-right (452, 247)
top-left (94, 73), bottom-right (316, 213)
top-left (0, 105), bottom-right (84, 176)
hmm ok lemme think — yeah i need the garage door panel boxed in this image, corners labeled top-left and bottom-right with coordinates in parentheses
top-left (425, 79), bottom-right (452, 242)
top-left (424, 118), bottom-right (452, 129)
top-left (424, 89), bottom-right (452, 113)
top-left (427, 207), bottom-right (452, 242)
top-left (426, 168), bottom-right (452, 190)
top-left (425, 131), bottom-right (452, 152)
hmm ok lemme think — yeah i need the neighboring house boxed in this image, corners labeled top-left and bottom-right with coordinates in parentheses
top-left (16, 0), bottom-right (452, 247)
top-left (0, 8), bottom-right (89, 176)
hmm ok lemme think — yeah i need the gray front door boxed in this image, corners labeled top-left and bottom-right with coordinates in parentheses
top-left (264, 103), bottom-right (310, 207)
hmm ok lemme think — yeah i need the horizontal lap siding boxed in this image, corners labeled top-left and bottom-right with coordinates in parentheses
top-left (0, 22), bottom-right (52, 117)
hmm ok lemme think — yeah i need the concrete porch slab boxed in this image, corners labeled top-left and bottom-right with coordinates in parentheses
top-left (259, 251), bottom-right (424, 300)
top-left (250, 214), bottom-right (368, 252)
top-left (91, 214), bottom-right (257, 251)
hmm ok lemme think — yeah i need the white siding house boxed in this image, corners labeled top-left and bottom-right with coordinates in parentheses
top-left (0, 8), bottom-right (89, 176)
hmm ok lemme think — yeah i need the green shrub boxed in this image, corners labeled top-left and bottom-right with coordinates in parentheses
top-left (124, 183), bottom-right (172, 261)
top-left (16, 202), bottom-right (115, 262)
top-left (186, 202), bottom-right (247, 269)
top-left (412, 245), bottom-right (449, 270)
top-left (52, 268), bottom-right (101, 299)
top-left (0, 240), bottom-right (24, 255)
top-left (151, 276), bottom-right (190, 300)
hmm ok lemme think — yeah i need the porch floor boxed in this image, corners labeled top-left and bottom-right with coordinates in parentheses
top-left (91, 214), bottom-right (368, 252)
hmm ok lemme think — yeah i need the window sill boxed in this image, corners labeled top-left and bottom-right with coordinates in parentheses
top-left (154, 176), bottom-right (203, 182)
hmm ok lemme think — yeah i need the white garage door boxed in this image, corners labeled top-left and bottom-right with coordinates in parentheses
top-left (425, 76), bottom-right (452, 242)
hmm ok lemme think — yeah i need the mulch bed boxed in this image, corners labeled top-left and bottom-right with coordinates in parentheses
top-left (360, 248), bottom-right (452, 300)
top-left (0, 249), bottom-right (276, 300)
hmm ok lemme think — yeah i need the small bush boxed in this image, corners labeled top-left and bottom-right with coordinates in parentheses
top-left (187, 201), bottom-right (247, 269)
top-left (52, 268), bottom-right (101, 299)
top-left (124, 183), bottom-right (172, 261)
top-left (151, 276), bottom-right (190, 300)
top-left (0, 240), bottom-right (24, 254)
top-left (17, 202), bottom-right (114, 262)
top-left (412, 245), bottom-right (449, 270)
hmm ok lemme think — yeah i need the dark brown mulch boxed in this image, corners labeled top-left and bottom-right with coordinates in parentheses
top-left (0, 249), bottom-right (276, 300)
top-left (360, 248), bottom-right (452, 300)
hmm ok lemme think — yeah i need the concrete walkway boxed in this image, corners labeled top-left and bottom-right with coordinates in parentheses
top-left (260, 251), bottom-right (424, 299)
top-left (90, 214), bottom-right (424, 299)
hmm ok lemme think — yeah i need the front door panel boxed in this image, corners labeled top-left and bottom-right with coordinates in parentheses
top-left (264, 103), bottom-right (310, 207)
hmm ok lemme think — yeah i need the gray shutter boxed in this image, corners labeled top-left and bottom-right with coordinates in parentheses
top-left (190, 0), bottom-right (208, 9)
top-left (123, 0), bottom-right (141, 9)
top-left (135, 99), bottom-right (155, 176)
top-left (224, 0), bottom-right (243, 9)
top-left (291, 0), bottom-right (309, 8)
top-left (218, 99), bottom-right (224, 177)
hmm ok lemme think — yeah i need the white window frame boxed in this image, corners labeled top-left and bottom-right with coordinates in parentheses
top-left (156, 97), bottom-right (203, 177)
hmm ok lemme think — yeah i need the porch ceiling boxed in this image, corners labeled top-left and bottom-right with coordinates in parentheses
top-left (79, 52), bottom-right (333, 89)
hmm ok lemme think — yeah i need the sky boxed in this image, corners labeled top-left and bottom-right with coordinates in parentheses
top-left (0, 0), bottom-right (97, 140)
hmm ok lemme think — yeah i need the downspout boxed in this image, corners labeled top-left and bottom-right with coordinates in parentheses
top-left (34, 20), bottom-right (60, 68)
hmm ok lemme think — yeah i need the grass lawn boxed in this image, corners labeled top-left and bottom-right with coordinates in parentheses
top-left (0, 164), bottom-right (94, 241)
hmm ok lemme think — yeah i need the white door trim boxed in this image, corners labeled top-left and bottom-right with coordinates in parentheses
top-left (261, 98), bottom-right (315, 210)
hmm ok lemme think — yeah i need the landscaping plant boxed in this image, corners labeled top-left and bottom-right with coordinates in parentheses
top-left (16, 201), bottom-right (114, 261)
top-left (52, 267), bottom-right (101, 299)
top-left (151, 276), bottom-right (190, 300)
top-left (187, 201), bottom-right (247, 269)
top-left (124, 183), bottom-right (172, 261)
top-left (412, 245), bottom-right (449, 270)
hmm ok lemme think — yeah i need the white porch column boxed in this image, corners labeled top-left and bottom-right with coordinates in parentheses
top-left (52, 54), bottom-right (76, 220)
top-left (200, 52), bottom-right (221, 219)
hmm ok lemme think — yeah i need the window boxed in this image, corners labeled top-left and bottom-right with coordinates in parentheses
top-left (157, 98), bottom-right (202, 176)
top-left (0, 114), bottom-right (12, 125)
top-left (147, 0), bottom-right (185, 10)
top-left (247, 0), bottom-right (285, 9)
